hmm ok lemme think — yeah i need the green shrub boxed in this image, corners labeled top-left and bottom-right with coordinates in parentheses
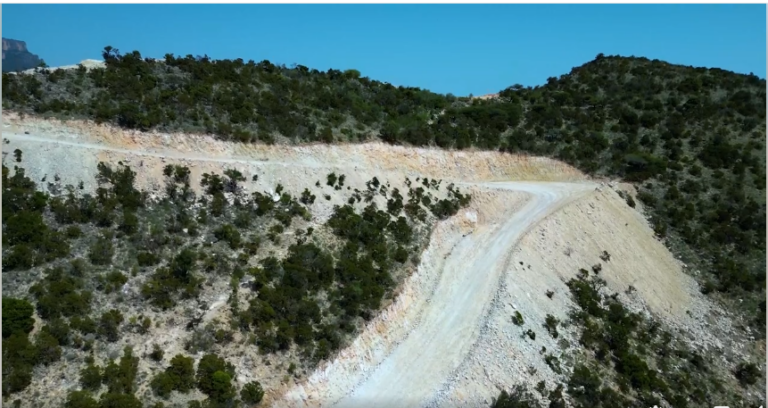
top-left (567, 364), bottom-right (602, 406)
top-left (102, 347), bottom-right (138, 395)
top-left (136, 251), bottom-right (160, 267)
top-left (241, 381), bottom-right (265, 404)
top-left (214, 224), bottom-right (242, 249)
top-left (208, 370), bottom-right (236, 403)
top-left (88, 236), bottom-right (114, 266)
top-left (29, 266), bottom-right (92, 319)
top-left (97, 393), bottom-right (142, 408)
top-left (512, 311), bottom-right (524, 326)
top-left (103, 271), bottom-right (128, 294)
top-left (64, 391), bottom-right (99, 408)
top-left (2, 297), bottom-right (35, 338)
top-left (80, 362), bottom-right (103, 391)
top-left (150, 372), bottom-right (174, 399)
top-left (525, 329), bottom-right (536, 340)
top-left (326, 172), bottom-right (338, 187)
top-left (98, 309), bottom-right (124, 342)
top-left (196, 353), bottom-right (235, 397)
top-left (66, 225), bottom-right (83, 238)
top-left (544, 314), bottom-right (560, 338)
top-left (42, 318), bottom-right (70, 346)
top-left (165, 354), bottom-right (195, 393)
top-left (491, 385), bottom-right (541, 408)
top-left (734, 362), bottom-right (761, 386)
top-left (70, 316), bottom-right (97, 335)
top-left (150, 344), bottom-right (164, 362)
top-left (33, 330), bottom-right (61, 366)
top-left (544, 354), bottom-right (562, 374)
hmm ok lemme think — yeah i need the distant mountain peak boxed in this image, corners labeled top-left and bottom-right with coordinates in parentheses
top-left (2, 37), bottom-right (42, 73)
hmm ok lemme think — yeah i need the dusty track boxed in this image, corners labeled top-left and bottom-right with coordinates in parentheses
top-left (336, 182), bottom-right (594, 408)
top-left (275, 182), bottom-right (595, 408)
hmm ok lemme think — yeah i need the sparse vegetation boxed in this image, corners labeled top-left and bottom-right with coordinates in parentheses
top-left (495, 263), bottom-right (765, 407)
top-left (3, 48), bottom-right (765, 406)
top-left (0, 157), bottom-right (469, 403)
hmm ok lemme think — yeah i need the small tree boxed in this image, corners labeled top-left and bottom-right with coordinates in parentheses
top-left (98, 309), bottom-right (124, 343)
top-left (2, 297), bottom-right (35, 338)
top-left (241, 381), bottom-right (265, 404)
top-left (196, 353), bottom-right (235, 397)
top-left (224, 169), bottom-right (246, 193)
top-left (167, 354), bottom-right (195, 393)
top-left (102, 347), bottom-right (139, 395)
top-left (34, 330), bottom-right (62, 365)
top-left (80, 362), bottom-right (103, 391)
top-left (208, 371), bottom-right (235, 402)
top-left (326, 172), bottom-right (338, 187)
top-left (544, 314), bottom-right (560, 339)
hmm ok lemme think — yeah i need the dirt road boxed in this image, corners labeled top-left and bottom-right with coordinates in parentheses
top-left (278, 182), bottom-right (595, 408)
top-left (2, 131), bottom-right (325, 169)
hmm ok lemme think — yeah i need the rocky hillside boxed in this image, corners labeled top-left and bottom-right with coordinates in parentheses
top-left (3, 47), bottom-right (764, 329)
top-left (2, 117), bottom-right (480, 407)
top-left (2, 47), bottom-right (765, 408)
top-left (2, 38), bottom-right (43, 73)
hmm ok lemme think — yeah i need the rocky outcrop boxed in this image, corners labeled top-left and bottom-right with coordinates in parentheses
top-left (3, 38), bottom-right (28, 54)
top-left (2, 38), bottom-right (42, 72)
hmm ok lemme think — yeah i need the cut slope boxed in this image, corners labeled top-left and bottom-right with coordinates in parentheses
top-left (426, 185), bottom-right (738, 408)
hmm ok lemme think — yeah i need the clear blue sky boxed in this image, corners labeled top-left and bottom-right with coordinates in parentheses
top-left (3, 4), bottom-right (766, 96)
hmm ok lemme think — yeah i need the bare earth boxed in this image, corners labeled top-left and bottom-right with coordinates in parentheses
top-left (1, 113), bottom-right (734, 407)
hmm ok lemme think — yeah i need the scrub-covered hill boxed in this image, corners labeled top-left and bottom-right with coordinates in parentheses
top-left (4, 49), bottom-right (764, 326)
top-left (2, 48), bottom-right (765, 408)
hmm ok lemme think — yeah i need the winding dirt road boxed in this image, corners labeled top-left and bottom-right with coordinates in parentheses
top-left (278, 181), bottom-right (595, 408)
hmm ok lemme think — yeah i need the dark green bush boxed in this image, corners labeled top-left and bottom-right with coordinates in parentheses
top-left (492, 385), bottom-right (541, 408)
top-left (80, 362), bottom-right (103, 391)
top-left (2, 297), bottom-right (35, 338)
top-left (64, 391), bottom-right (99, 408)
top-left (734, 362), bottom-right (761, 386)
top-left (98, 309), bottom-right (124, 342)
top-left (196, 353), bottom-right (235, 398)
top-left (241, 381), bottom-right (265, 404)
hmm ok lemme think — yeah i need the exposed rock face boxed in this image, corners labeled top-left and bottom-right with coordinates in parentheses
top-left (3, 38), bottom-right (28, 54)
top-left (2, 38), bottom-right (42, 72)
